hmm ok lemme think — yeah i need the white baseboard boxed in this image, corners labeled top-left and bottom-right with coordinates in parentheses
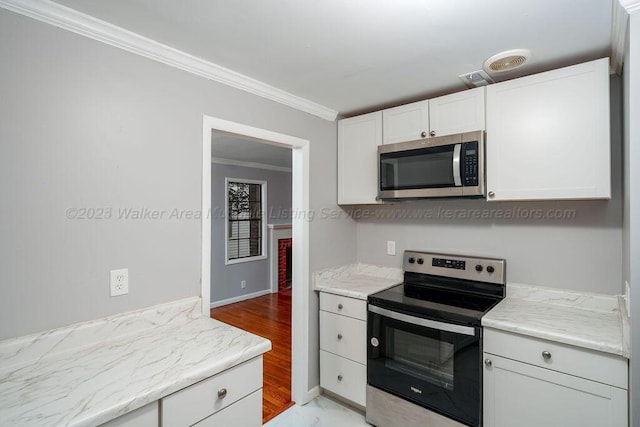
top-left (297, 385), bottom-right (321, 405)
top-left (210, 289), bottom-right (271, 308)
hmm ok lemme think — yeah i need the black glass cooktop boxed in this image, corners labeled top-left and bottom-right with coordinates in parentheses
top-left (368, 280), bottom-right (503, 326)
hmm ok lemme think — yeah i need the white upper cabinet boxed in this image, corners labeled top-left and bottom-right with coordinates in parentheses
top-left (382, 100), bottom-right (429, 144)
top-left (382, 88), bottom-right (485, 144)
top-left (429, 87), bottom-right (485, 137)
top-left (486, 58), bottom-right (611, 201)
top-left (338, 111), bottom-right (382, 204)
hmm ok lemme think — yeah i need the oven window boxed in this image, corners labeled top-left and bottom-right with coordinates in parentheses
top-left (385, 328), bottom-right (454, 391)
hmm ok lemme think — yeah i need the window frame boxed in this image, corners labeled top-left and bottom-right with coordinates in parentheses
top-left (224, 177), bottom-right (268, 265)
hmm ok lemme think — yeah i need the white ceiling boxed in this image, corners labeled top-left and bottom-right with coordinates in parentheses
top-left (212, 133), bottom-right (291, 169)
top-left (53, 0), bottom-right (613, 116)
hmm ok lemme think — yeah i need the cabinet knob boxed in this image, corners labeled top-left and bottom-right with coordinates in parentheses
top-left (338, 303), bottom-right (343, 310)
top-left (430, 130), bottom-right (436, 137)
top-left (488, 191), bottom-right (495, 198)
top-left (421, 131), bottom-right (427, 138)
top-left (337, 333), bottom-right (343, 340)
top-left (542, 351), bottom-right (552, 360)
top-left (484, 359), bottom-right (492, 367)
top-left (337, 374), bottom-right (343, 381)
top-left (217, 388), bottom-right (228, 399)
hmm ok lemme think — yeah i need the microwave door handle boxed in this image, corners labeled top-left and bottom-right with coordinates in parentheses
top-left (368, 305), bottom-right (476, 336)
top-left (453, 144), bottom-right (462, 186)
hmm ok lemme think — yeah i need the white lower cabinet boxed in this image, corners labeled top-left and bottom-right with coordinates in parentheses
top-left (483, 329), bottom-right (628, 427)
top-left (319, 292), bottom-right (367, 406)
top-left (161, 356), bottom-right (263, 427)
top-left (320, 350), bottom-right (367, 405)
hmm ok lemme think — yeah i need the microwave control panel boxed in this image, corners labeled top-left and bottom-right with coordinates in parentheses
top-left (462, 141), bottom-right (478, 186)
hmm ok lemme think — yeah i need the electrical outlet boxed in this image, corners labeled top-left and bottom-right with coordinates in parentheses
top-left (241, 280), bottom-right (246, 289)
top-left (387, 240), bottom-right (396, 256)
top-left (110, 268), bottom-right (129, 296)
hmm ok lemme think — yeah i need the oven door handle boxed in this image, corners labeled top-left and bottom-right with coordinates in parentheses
top-left (453, 143), bottom-right (462, 187)
top-left (368, 305), bottom-right (476, 336)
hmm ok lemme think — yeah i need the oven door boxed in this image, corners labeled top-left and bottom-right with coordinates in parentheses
top-left (368, 304), bottom-right (481, 427)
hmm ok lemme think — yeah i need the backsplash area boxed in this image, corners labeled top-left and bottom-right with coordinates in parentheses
top-left (354, 198), bottom-right (622, 295)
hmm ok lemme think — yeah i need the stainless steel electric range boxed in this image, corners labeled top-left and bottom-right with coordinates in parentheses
top-left (366, 250), bottom-right (506, 427)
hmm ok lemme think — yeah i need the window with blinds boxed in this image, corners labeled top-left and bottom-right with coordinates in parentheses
top-left (226, 179), bottom-right (266, 262)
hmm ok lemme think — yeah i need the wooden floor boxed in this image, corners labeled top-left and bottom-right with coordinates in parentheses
top-left (210, 289), bottom-right (293, 424)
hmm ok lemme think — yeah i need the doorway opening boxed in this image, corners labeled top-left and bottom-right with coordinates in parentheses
top-left (200, 116), bottom-right (312, 420)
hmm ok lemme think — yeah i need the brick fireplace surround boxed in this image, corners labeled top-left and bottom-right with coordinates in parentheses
top-left (277, 238), bottom-right (292, 290)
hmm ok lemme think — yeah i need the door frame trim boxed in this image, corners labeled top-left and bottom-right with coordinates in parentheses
top-left (201, 115), bottom-right (311, 404)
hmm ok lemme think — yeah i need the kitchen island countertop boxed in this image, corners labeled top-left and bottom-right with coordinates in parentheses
top-left (0, 297), bottom-right (271, 427)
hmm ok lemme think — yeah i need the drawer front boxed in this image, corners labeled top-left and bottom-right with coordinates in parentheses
top-left (161, 356), bottom-right (262, 427)
top-left (320, 292), bottom-right (366, 320)
top-left (320, 350), bottom-right (366, 406)
top-left (193, 389), bottom-right (262, 427)
top-left (484, 329), bottom-right (628, 389)
top-left (320, 311), bottom-right (366, 364)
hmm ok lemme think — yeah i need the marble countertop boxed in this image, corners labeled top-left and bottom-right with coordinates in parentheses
top-left (0, 297), bottom-right (271, 427)
top-left (313, 263), bottom-right (403, 300)
top-left (483, 283), bottom-right (629, 358)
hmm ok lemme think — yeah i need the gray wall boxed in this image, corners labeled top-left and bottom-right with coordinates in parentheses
top-left (210, 163), bottom-right (292, 303)
top-left (355, 76), bottom-right (624, 295)
top-left (0, 8), bottom-right (358, 397)
top-left (623, 11), bottom-right (640, 426)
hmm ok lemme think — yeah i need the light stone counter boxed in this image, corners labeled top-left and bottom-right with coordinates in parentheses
top-left (313, 263), bottom-right (403, 300)
top-left (0, 297), bottom-right (271, 426)
top-left (483, 283), bottom-right (629, 358)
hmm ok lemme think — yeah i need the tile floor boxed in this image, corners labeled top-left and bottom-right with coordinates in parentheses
top-left (264, 395), bottom-right (369, 427)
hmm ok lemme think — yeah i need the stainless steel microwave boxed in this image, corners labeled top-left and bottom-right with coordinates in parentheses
top-left (378, 130), bottom-right (485, 199)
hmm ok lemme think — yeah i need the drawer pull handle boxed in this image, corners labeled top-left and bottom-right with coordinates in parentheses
top-left (338, 304), bottom-right (344, 310)
top-left (217, 388), bottom-right (227, 399)
top-left (337, 374), bottom-right (343, 381)
top-left (484, 359), bottom-right (492, 367)
top-left (337, 333), bottom-right (343, 340)
top-left (542, 351), bottom-right (552, 360)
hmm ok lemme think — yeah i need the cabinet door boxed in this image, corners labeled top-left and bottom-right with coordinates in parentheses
top-left (485, 58), bottom-right (610, 201)
top-left (382, 100), bottom-right (429, 144)
top-left (483, 354), bottom-right (627, 427)
top-left (429, 87), bottom-right (485, 137)
top-left (337, 111), bottom-right (382, 204)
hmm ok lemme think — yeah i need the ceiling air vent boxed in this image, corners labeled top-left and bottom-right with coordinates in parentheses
top-left (483, 49), bottom-right (531, 73)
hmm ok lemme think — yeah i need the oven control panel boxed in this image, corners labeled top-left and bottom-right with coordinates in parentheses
top-left (431, 258), bottom-right (466, 270)
top-left (404, 250), bottom-right (506, 285)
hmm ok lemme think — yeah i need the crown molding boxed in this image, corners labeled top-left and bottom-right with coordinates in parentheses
top-left (0, 0), bottom-right (338, 122)
top-left (611, 0), bottom-right (630, 74)
top-left (610, 0), bottom-right (640, 74)
top-left (621, 0), bottom-right (640, 12)
top-left (212, 157), bottom-right (292, 173)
